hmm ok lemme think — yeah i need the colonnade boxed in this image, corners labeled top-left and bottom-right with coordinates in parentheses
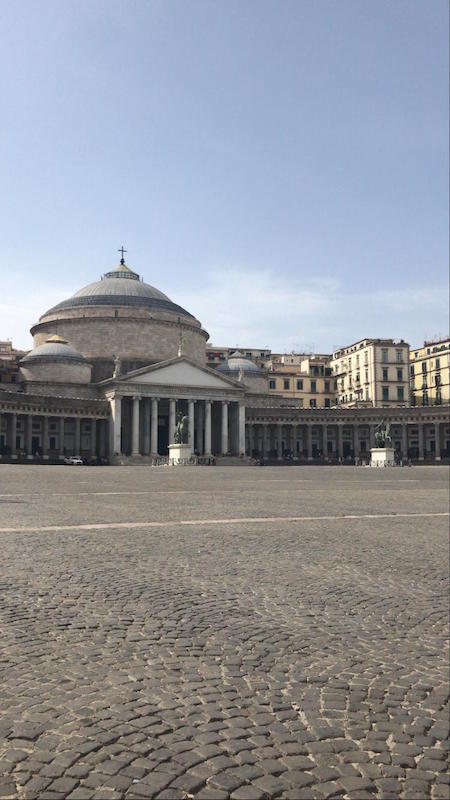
top-left (109, 395), bottom-right (246, 457)
top-left (0, 412), bottom-right (108, 460)
top-left (246, 420), bottom-right (449, 462)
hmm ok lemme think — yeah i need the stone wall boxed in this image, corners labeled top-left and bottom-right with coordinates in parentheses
top-left (20, 361), bottom-right (92, 385)
top-left (19, 381), bottom-right (103, 399)
top-left (31, 314), bottom-right (208, 380)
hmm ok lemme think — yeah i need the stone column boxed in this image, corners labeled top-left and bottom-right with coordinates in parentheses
top-left (248, 423), bottom-right (254, 456)
top-left (221, 401), bottom-right (228, 455)
top-left (169, 399), bottom-right (176, 445)
top-left (91, 418), bottom-right (97, 458)
top-left (418, 423), bottom-right (424, 461)
top-left (337, 423), bottom-right (344, 459)
top-left (143, 399), bottom-right (150, 455)
top-left (277, 424), bottom-right (283, 460)
top-left (132, 396), bottom-right (140, 456)
top-left (434, 422), bottom-right (441, 461)
top-left (196, 401), bottom-right (204, 454)
top-left (9, 413), bottom-right (17, 459)
top-left (369, 424), bottom-right (376, 449)
top-left (323, 424), bottom-right (328, 460)
top-left (204, 401), bottom-right (212, 455)
top-left (98, 419), bottom-right (106, 458)
top-left (110, 395), bottom-right (122, 456)
top-left (353, 425), bottom-right (360, 460)
top-left (42, 416), bottom-right (49, 459)
top-left (25, 415), bottom-right (32, 458)
top-left (307, 424), bottom-right (313, 461)
top-left (74, 417), bottom-right (81, 456)
top-left (188, 400), bottom-right (195, 449)
top-left (59, 417), bottom-right (65, 459)
top-left (402, 424), bottom-right (408, 459)
top-left (238, 404), bottom-right (246, 456)
top-left (261, 425), bottom-right (267, 458)
top-left (151, 398), bottom-right (159, 455)
top-left (294, 423), bottom-right (301, 459)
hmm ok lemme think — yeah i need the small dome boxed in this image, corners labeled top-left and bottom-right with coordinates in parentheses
top-left (40, 260), bottom-right (194, 319)
top-left (218, 351), bottom-right (263, 374)
top-left (20, 336), bottom-right (87, 364)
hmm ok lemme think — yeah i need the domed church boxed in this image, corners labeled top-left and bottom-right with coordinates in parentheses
top-left (32, 256), bottom-right (209, 381)
top-left (2, 254), bottom-right (266, 462)
top-left (1, 252), bottom-right (441, 465)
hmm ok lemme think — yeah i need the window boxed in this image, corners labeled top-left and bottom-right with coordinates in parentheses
top-left (365, 369), bottom-right (368, 382)
top-left (382, 368), bottom-right (388, 381)
top-left (422, 362), bottom-right (427, 373)
top-left (324, 381), bottom-right (330, 392)
top-left (397, 368), bottom-right (403, 381)
top-left (382, 386), bottom-right (389, 401)
top-left (410, 365), bottom-right (414, 376)
top-left (298, 398), bottom-right (304, 407)
top-left (356, 355), bottom-right (360, 365)
top-left (309, 399), bottom-right (317, 408)
top-left (269, 379), bottom-right (276, 390)
top-left (296, 379), bottom-right (303, 390)
top-left (436, 358), bottom-right (440, 369)
top-left (324, 398), bottom-right (330, 408)
top-left (397, 386), bottom-right (404, 401)
top-left (422, 392), bottom-right (429, 406)
top-left (310, 381), bottom-right (316, 393)
top-left (435, 373), bottom-right (441, 386)
top-left (245, 352), bottom-right (252, 359)
top-left (283, 379), bottom-right (290, 390)
top-left (396, 349), bottom-right (403, 362)
top-left (435, 391), bottom-right (442, 405)
top-left (382, 349), bottom-right (388, 362)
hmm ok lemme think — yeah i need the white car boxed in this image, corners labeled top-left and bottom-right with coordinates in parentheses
top-left (64, 456), bottom-right (83, 465)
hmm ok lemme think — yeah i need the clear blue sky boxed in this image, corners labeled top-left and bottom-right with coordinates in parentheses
top-left (1, 0), bottom-right (448, 352)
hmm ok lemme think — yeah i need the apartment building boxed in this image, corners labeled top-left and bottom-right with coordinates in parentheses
top-left (267, 355), bottom-right (336, 408)
top-left (410, 337), bottom-right (449, 406)
top-left (206, 346), bottom-right (271, 370)
top-left (0, 340), bottom-right (26, 384)
top-left (332, 338), bottom-right (410, 407)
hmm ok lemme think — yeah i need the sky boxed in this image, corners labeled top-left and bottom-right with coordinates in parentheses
top-left (1, 0), bottom-right (448, 353)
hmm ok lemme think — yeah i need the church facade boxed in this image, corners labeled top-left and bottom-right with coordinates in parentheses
top-left (1, 257), bottom-right (449, 463)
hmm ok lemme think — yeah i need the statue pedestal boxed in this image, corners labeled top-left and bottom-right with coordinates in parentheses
top-left (168, 443), bottom-right (193, 465)
top-left (370, 447), bottom-right (395, 468)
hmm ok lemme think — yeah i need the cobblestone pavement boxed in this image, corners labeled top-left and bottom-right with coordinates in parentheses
top-left (0, 465), bottom-right (448, 800)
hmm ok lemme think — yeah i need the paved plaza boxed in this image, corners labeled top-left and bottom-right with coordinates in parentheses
top-left (0, 465), bottom-right (448, 800)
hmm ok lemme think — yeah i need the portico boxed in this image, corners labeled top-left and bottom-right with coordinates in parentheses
top-left (102, 356), bottom-right (246, 460)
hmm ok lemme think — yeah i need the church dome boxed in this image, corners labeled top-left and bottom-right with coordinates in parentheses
top-left (41, 261), bottom-right (194, 319)
top-left (20, 336), bottom-right (92, 385)
top-left (30, 253), bottom-right (209, 380)
top-left (218, 351), bottom-right (263, 374)
top-left (20, 335), bottom-right (87, 364)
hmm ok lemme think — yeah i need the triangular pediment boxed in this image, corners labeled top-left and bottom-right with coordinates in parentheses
top-left (104, 357), bottom-right (244, 391)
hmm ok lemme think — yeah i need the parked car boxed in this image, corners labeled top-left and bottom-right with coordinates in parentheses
top-left (63, 456), bottom-right (83, 465)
